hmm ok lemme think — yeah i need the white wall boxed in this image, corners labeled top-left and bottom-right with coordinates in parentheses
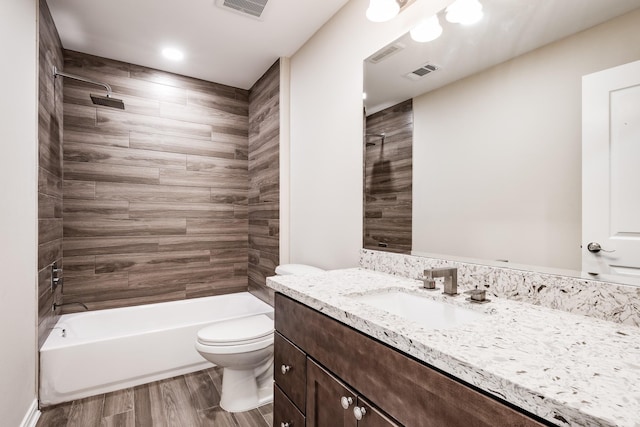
top-left (288, 0), bottom-right (451, 269)
top-left (0, 0), bottom-right (39, 424)
top-left (412, 9), bottom-right (640, 271)
top-left (279, 57), bottom-right (291, 265)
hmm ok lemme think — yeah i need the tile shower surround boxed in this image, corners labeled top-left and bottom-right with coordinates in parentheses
top-left (248, 60), bottom-right (280, 305)
top-left (38, 0), bottom-right (64, 347)
top-left (54, 53), bottom-right (281, 314)
top-left (364, 99), bottom-right (413, 254)
top-left (360, 249), bottom-right (640, 326)
top-left (61, 49), bottom-right (251, 312)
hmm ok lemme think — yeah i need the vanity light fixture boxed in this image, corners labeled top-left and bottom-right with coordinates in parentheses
top-left (162, 47), bottom-right (184, 61)
top-left (446, 0), bottom-right (483, 25)
top-left (410, 15), bottom-right (443, 42)
top-left (366, 0), bottom-right (401, 23)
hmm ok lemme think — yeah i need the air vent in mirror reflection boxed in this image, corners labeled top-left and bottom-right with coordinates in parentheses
top-left (405, 63), bottom-right (440, 81)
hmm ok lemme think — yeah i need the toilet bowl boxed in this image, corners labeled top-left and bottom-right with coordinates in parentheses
top-left (195, 264), bottom-right (324, 413)
top-left (196, 314), bottom-right (274, 412)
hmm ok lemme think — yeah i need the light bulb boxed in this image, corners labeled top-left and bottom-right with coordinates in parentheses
top-left (366, 0), bottom-right (400, 23)
top-left (410, 15), bottom-right (443, 43)
top-left (446, 0), bottom-right (483, 25)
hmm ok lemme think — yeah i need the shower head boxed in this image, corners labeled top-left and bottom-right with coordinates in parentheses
top-left (53, 66), bottom-right (125, 110)
top-left (90, 94), bottom-right (125, 110)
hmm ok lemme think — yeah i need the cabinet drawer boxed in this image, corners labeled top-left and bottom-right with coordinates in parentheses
top-left (274, 331), bottom-right (307, 412)
top-left (274, 384), bottom-right (305, 427)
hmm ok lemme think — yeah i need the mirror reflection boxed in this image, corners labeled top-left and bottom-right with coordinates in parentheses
top-left (363, 0), bottom-right (640, 283)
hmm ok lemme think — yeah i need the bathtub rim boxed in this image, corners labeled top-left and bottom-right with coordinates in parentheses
top-left (41, 292), bottom-right (274, 351)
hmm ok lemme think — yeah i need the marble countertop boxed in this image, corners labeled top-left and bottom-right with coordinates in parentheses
top-left (266, 268), bottom-right (640, 427)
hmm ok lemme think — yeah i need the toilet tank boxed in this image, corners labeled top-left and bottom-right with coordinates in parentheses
top-left (275, 264), bottom-right (324, 275)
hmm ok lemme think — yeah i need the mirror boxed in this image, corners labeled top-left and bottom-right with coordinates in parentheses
top-left (363, 0), bottom-right (640, 284)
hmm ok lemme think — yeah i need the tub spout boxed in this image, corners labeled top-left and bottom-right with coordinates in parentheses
top-left (53, 301), bottom-right (88, 311)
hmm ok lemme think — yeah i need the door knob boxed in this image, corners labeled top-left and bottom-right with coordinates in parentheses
top-left (353, 406), bottom-right (367, 420)
top-left (341, 396), bottom-right (353, 409)
top-left (587, 242), bottom-right (616, 253)
top-left (280, 365), bottom-right (291, 375)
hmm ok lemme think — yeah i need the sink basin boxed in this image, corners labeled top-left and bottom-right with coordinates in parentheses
top-left (354, 291), bottom-right (486, 329)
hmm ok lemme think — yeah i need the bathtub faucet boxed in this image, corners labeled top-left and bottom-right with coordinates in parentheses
top-left (53, 301), bottom-right (89, 311)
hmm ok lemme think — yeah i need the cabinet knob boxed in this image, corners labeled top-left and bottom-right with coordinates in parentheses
top-left (340, 396), bottom-right (353, 409)
top-left (280, 423), bottom-right (290, 427)
top-left (353, 406), bottom-right (367, 420)
top-left (280, 364), bottom-right (291, 375)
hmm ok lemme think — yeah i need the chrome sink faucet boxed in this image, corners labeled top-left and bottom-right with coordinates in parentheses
top-left (423, 267), bottom-right (458, 295)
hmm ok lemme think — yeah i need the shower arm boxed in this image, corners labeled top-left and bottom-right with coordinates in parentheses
top-left (53, 66), bottom-right (114, 97)
top-left (365, 133), bottom-right (386, 145)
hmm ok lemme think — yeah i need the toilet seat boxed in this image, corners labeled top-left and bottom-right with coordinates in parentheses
top-left (197, 314), bottom-right (274, 354)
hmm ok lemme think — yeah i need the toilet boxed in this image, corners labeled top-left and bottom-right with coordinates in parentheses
top-left (195, 263), bottom-right (324, 412)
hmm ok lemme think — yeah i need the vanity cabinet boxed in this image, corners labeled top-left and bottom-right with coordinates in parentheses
top-left (274, 293), bottom-right (548, 427)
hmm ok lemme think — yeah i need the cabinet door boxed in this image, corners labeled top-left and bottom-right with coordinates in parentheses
top-left (306, 359), bottom-right (357, 427)
top-left (354, 397), bottom-right (401, 427)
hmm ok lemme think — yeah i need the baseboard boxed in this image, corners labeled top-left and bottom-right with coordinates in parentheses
top-left (20, 399), bottom-right (40, 427)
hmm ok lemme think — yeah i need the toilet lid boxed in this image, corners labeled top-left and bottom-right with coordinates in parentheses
top-left (197, 314), bottom-right (274, 345)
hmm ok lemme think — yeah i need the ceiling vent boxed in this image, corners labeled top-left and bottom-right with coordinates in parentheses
top-left (366, 42), bottom-right (406, 64)
top-left (216, 0), bottom-right (269, 19)
top-left (404, 63), bottom-right (440, 81)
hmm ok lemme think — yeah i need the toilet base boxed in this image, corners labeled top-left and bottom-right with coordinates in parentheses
top-left (219, 360), bottom-right (273, 413)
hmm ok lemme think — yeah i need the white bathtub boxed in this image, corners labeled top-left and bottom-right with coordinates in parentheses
top-left (40, 292), bottom-right (273, 406)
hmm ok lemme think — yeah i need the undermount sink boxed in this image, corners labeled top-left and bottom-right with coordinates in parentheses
top-left (353, 290), bottom-right (486, 329)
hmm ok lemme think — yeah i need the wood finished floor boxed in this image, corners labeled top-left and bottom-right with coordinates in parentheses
top-left (37, 367), bottom-right (273, 427)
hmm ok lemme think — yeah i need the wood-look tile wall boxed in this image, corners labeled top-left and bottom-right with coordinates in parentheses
top-left (364, 99), bottom-right (412, 254)
top-left (61, 50), bottom-right (250, 311)
top-left (38, 0), bottom-right (64, 347)
top-left (247, 60), bottom-right (280, 305)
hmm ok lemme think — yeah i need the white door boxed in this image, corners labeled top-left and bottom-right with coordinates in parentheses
top-left (582, 60), bottom-right (640, 277)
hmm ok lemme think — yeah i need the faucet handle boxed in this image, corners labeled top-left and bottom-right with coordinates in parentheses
top-left (423, 278), bottom-right (438, 290)
top-left (52, 261), bottom-right (62, 275)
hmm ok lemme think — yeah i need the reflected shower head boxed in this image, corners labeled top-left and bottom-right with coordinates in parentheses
top-left (90, 94), bottom-right (125, 110)
top-left (365, 132), bottom-right (385, 145)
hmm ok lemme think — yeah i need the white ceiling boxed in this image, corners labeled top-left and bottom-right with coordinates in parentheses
top-left (365, 0), bottom-right (640, 114)
top-left (46, 0), bottom-right (349, 90)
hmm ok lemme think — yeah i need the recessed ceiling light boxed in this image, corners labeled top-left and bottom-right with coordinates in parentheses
top-left (162, 47), bottom-right (184, 61)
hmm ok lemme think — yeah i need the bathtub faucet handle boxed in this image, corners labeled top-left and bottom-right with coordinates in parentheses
top-left (52, 262), bottom-right (62, 275)
top-left (51, 262), bottom-right (63, 292)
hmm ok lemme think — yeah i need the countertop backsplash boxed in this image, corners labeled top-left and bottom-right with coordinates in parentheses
top-left (360, 249), bottom-right (640, 327)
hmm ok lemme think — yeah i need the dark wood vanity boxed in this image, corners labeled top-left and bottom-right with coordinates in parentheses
top-left (273, 293), bottom-right (548, 427)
